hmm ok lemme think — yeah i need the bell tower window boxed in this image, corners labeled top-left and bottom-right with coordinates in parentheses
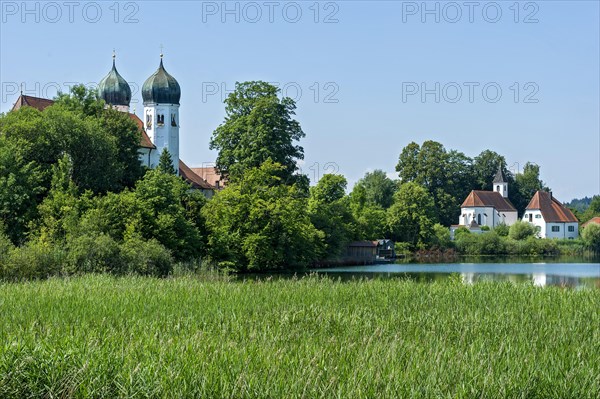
top-left (171, 114), bottom-right (177, 127)
top-left (157, 114), bottom-right (165, 126)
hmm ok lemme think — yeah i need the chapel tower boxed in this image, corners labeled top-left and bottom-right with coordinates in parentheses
top-left (493, 165), bottom-right (508, 198)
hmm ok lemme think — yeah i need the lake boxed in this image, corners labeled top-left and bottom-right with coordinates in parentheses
top-left (311, 258), bottom-right (600, 288)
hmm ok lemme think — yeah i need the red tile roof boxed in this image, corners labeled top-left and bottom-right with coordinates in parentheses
top-left (128, 113), bottom-right (155, 149)
top-left (461, 190), bottom-right (516, 212)
top-left (11, 94), bottom-right (54, 111)
top-left (526, 191), bottom-right (578, 223)
top-left (581, 217), bottom-right (600, 228)
top-left (179, 160), bottom-right (215, 190)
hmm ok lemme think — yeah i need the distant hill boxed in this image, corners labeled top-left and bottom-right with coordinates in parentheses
top-left (566, 197), bottom-right (593, 213)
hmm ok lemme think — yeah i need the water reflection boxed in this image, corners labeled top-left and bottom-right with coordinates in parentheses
top-left (311, 261), bottom-right (600, 288)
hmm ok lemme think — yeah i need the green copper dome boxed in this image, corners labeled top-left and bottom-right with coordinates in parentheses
top-left (98, 58), bottom-right (132, 107)
top-left (142, 58), bottom-right (181, 105)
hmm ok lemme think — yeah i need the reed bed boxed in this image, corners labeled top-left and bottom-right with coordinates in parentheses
top-left (1, 275), bottom-right (599, 398)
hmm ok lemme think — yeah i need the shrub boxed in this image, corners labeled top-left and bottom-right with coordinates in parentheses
top-left (582, 224), bottom-right (600, 252)
top-left (394, 242), bottom-right (412, 256)
top-left (120, 237), bottom-right (173, 277)
top-left (494, 223), bottom-right (509, 237)
top-left (1, 240), bottom-right (65, 281)
top-left (0, 228), bottom-right (14, 265)
top-left (509, 221), bottom-right (538, 240)
top-left (453, 227), bottom-right (470, 240)
top-left (430, 224), bottom-right (452, 249)
top-left (65, 234), bottom-right (125, 275)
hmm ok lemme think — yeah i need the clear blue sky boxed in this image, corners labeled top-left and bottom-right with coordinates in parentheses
top-left (1, 0), bottom-right (598, 201)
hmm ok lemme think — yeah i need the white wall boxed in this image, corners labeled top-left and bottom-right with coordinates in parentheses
top-left (460, 207), bottom-right (517, 228)
top-left (144, 103), bottom-right (180, 174)
top-left (138, 148), bottom-right (151, 168)
top-left (522, 210), bottom-right (579, 239)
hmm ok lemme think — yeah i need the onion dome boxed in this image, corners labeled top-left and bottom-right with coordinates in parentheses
top-left (142, 56), bottom-right (181, 105)
top-left (98, 53), bottom-right (132, 107)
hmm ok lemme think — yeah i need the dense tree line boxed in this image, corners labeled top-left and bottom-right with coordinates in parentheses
top-left (1, 83), bottom-right (598, 278)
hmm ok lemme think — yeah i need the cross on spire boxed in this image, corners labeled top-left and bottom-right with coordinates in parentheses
top-left (160, 44), bottom-right (164, 59)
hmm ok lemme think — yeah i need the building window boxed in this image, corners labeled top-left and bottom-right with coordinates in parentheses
top-left (171, 114), bottom-right (177, 127)
top-left (477, 214), bottom-right (482, 225)
top-left (551, 226), bottom-right (560, 232)
top-left (496, 185), bottom-right (500, 192)
top-left (146, 114), bottom-right (152, 129)
top-left (568, 226), bottom-right (575, 232)
top-left (157, 114), bottom-right (165, 126)
top-left (535, 214), bottom-right (541, 219)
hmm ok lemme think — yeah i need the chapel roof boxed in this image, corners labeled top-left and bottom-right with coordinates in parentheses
top-left (461, 190), bottom-right (516, 212)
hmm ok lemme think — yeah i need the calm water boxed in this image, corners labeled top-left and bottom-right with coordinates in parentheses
top-left (311, 259), bottom-right (600, 288)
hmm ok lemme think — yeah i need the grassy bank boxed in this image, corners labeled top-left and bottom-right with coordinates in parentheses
top-left (1, 275), bottom-right (599, 398)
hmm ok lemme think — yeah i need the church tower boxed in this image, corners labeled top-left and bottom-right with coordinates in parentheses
top-left (98, 52), bottom-right (132, 112)
top-left (493, 165), bottom-right (508, 198)
top-left (142, 53), bottom-right (181, 174)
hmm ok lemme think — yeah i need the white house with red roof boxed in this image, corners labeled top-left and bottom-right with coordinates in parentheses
top-left (451, 167), bottom-right (518, 237)
top-left (523, 191), bottom-right (579, 239)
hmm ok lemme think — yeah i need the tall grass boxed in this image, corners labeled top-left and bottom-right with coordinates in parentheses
top-left (1, 275), bottom-right (599, 398)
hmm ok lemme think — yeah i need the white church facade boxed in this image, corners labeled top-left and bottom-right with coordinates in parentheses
top-left (451, 167), bottom-right (518, 236)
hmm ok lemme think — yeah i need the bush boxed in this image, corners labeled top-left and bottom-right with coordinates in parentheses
top-left (453, 227), bottom-right (470, 240)
top-left (582, 224), bottom-right (600, 252)
top-left (1, 240), bottom-right (65, 281)
top-left (430, 224), bottom-right (452, 249)
top-left (394, 242), bottom-right (412, 256)
top-left (120, 237), bottom-right (173, 277)
top-left (0, 228), bottom-right (14, 265)
top-left (509, 221), bottom-right (538, 240)
top-left (65, 234), bottom-right (125, 275)
top-left (494, 223), bottom-right (509, 237)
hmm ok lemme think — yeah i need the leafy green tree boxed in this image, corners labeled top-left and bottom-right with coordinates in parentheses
top-left (354, 170), bottom-right (396, 209)
top-left (581, 223), bottom-right (600, 252)
top-left (209, 81), bottom-right (305, 182)
top-left (158, 148), bottom-right (176, 175)
top-left (202, 161), bottom-right (322, 271)
top-left (512, 163), bottom-right (549, 216)
top-left (308, 175), bottom-right (356, 260)
top-left (430, 223), bottom-right (452, 249)
top-left (0, 137), bottom-right (45, 244)
top-left (0, 85), bottom-right (143, 196)
top-left (348, 184), bottom-right (387, 240)
top-left (395, 141), bottom-right (472, 226)
top-left (36, 155), bottom-right (84, 243)
top-left (472, 150), bottom-right (508, 191)
top-left (581, 196), bottom-right (600, 223)
top-left (387, 182), bottom-right (436, 248)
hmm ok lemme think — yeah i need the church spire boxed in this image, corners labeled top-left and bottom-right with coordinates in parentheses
top-left (493, 164), bottom-right (508, 198)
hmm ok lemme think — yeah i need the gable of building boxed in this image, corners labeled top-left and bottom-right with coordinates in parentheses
top-left (461, 190), bottom-right (516, 212)
top-left (525, 191), bottom-right (578, 223)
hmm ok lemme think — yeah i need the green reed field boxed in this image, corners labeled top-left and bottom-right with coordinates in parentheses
top-left (1, 275), bottom-right (599, 398)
